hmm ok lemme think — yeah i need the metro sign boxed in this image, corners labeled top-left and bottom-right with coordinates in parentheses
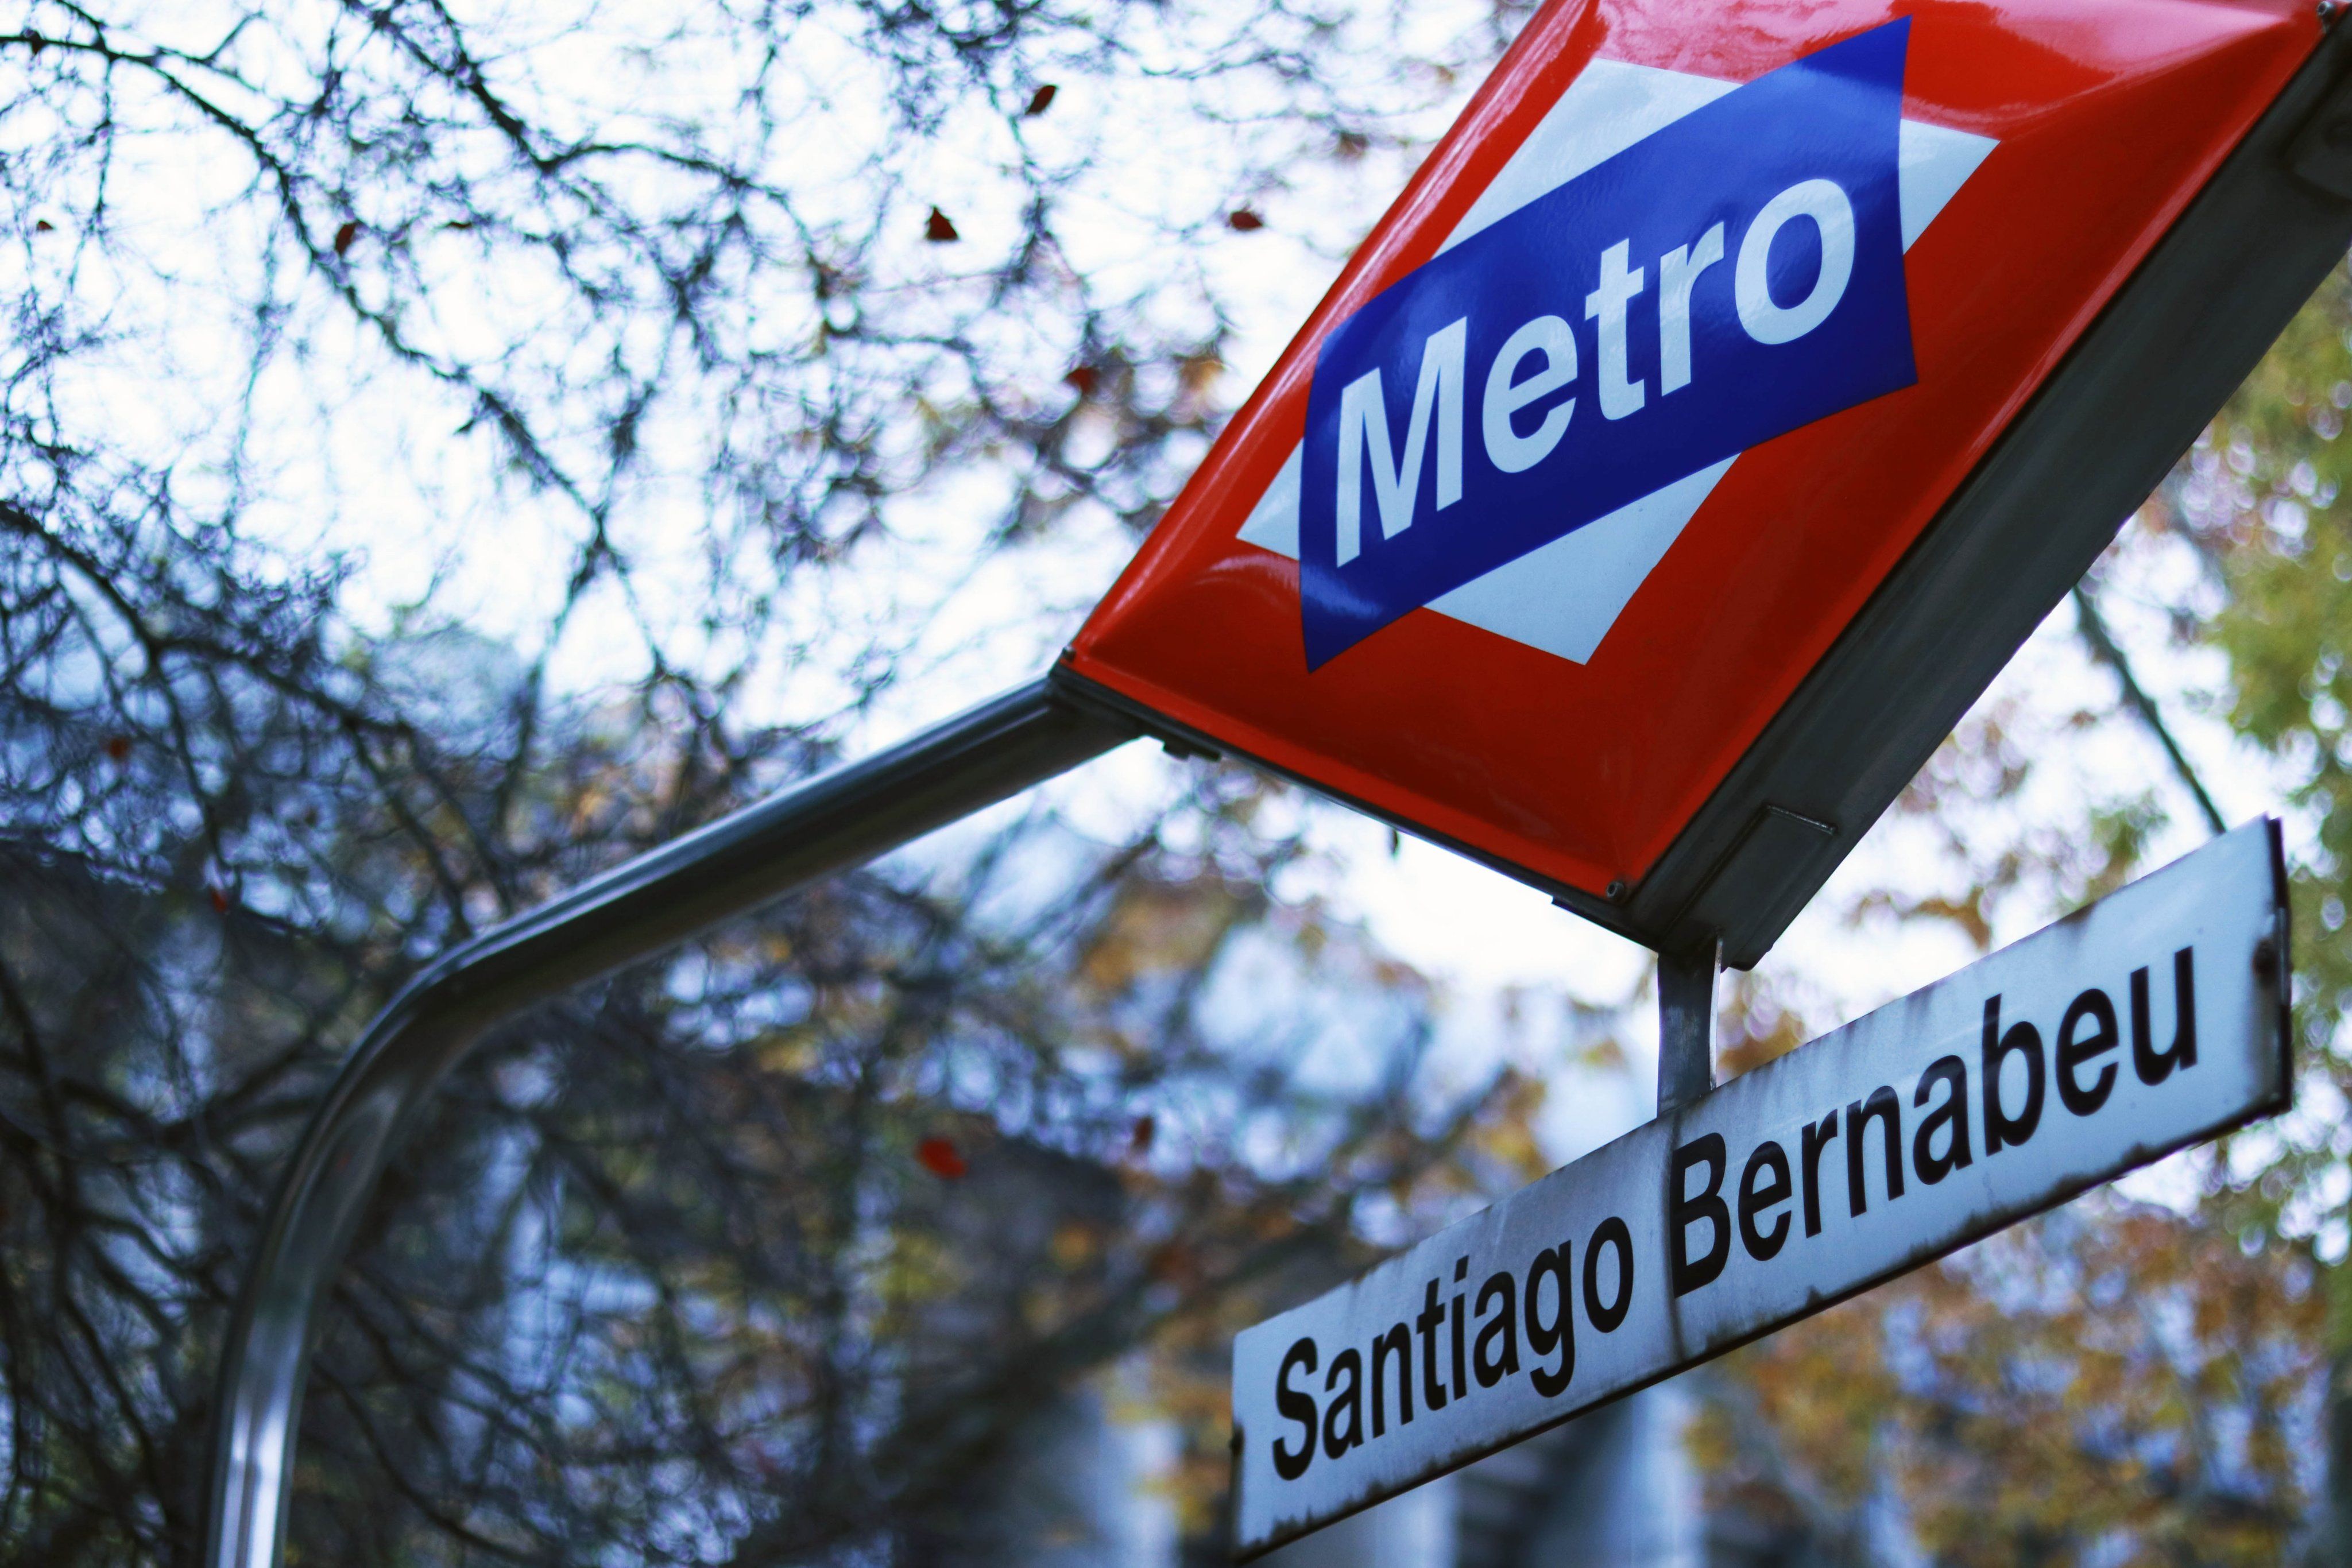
top-left (1055, 0), bottom-right (2352, 967)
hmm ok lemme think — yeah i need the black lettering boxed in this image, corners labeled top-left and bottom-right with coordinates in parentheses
top-left (1911, 1055), bottom-right (1972, 1186)
top-left (1739, 1139), bottom-right (1792, 1260)
top-left (1583, 1215), bottom-right (1634, 1333)
top-left (1274, 1338), bottom-right (1317, 1480)
top-left (1845, 1086), bottom-right (1904, 1216)
top-left (2132, 948), bottom-right (2197, 1085)
top-left (1670, 1133), bottom-right (1731, 1295)
top-left (1322, 1348), bottom-right (1364, 1459)
top-left (1982, 996), bottom-right (2044, 1153)
top-left (1370, 1323), bottom-right (1412, 1435)
top-left (1450, 1256), bottom-right (1468, 1400)
top-left (1473, 1271), bottom-right (1521, 1387)
top-left (2056, 987), bottom-right (2118, 1116)
top-left (1800, 1110), bottom-right (1840, 1236)
top-left (1416, 1280), bottom-right (1449, 1412)
top-left (1522, 1245), bottom-right (1574, 1397)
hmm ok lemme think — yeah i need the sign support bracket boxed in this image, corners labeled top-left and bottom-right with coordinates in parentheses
top-left (1656, 938), bottom-right (1719, 1114)
top-left (201, 678), bottom-right (1138, 1568)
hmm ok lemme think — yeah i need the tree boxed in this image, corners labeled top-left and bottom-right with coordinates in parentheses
top-left (1689, 264), bottom-right (2352, 1566)
top-left (0, 0), bottom-right (1543, 1561)
top-left (29, 3), bottom-right (2352, 1563)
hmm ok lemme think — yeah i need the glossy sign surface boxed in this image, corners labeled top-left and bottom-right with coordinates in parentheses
top-left (1301, 20), bottom-right (1918, 666)
top-left (1066, 0), bottom-right (2315, 903)
top-left (1231, 821), bottom-right (2290, 1555)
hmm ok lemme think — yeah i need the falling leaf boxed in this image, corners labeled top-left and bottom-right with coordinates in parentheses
top-left (1063, 364), bottom-right (1099, 397)
top-left (103, 735), bottom-right (129, 761)
top-left (1226, 209), bottom-right (1264, 232)
top-left (924, 207), bottom-right (959, 243)
top-left (33, 219), bottom-right (52, 234)
top-left (1129, 1114), bottom-right (1155, 1155)
top-left (1025, 84), bottom-right (1057, 117)
top-left (915, 1136), bottom-right (966, 1179)
top-left (332, 220), bottom-right (359, 257)
top-left (442, 219), bottom-right (474, 231)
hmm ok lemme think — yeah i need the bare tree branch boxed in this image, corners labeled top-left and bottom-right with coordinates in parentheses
top-left (2072, 582), bottom-right (2228, 835)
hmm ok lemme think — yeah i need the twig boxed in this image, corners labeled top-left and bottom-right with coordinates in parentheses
top-left (2071, 583), bottom-right (2227, 835)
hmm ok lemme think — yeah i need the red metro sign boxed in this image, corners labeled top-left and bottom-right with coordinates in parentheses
top-left (1055, 0), bottom-right (2352, 966)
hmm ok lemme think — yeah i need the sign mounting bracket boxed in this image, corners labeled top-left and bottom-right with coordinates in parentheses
top-left (1655, 938), bottom-right (1719, 1115)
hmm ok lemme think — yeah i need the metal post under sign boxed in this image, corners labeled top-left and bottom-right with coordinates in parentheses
top-left (204, 684), bottom-right (1138, 1568)
top-left (1228, 821), bottom-right (2291, 1559)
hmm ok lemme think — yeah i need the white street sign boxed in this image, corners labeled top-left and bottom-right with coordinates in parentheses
top-left (1232, 820), bottom-right (2291, 1558)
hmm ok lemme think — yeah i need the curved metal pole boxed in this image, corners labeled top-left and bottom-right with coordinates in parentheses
top-left (204, 677), bottom-right (1138, 1568)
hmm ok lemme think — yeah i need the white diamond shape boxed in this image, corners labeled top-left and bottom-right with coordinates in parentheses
top-left (1235, 59), bottom-right (1996, 665)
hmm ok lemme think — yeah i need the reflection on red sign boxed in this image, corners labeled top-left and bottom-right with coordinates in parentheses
top-left (1063, 0), bottom-right (2314, 911)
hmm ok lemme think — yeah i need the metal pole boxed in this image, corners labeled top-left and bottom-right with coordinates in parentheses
top-left (1656, 938), bottom-right (1719, 1115)
top-left (204, 677), bottom-right (1136, 1568)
